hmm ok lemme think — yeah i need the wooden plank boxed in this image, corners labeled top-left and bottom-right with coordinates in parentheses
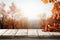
top-left (53, 32), bottom-right (60, 36)
top-left (3, 29), bottom-right (18, 36)
top-left (28, 29), bottom-right (38, 37)
top-left (0, 29), bottom-right (8, 36)
top-left (49, 32), bottom-right (60, 36)
top-left (49, 32), bottom-right (54, 36)
top-left (16, 29), bottom-right (28, 36)
top-left (38, 29), bottom-right (50, 37)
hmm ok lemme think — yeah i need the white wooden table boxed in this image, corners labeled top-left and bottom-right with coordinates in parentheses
top-left (0, 29), bottom-right (60, 38)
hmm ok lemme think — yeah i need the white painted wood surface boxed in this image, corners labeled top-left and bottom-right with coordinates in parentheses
top-left (0, 29), bottom-right (60, 36)
top-left (0, 29), bottom-right (8, 36)
top-left (38, 29), bottom-right (50, 36)
top-left (3, 29), bottom-right (17, 36)
top-left (16, 29), bottom-right (27, 36)
top-left (28, 29), bottom-right (38, 37)
top-left (49, 32), bottom-right (60, 36)
top-left (53, 32), bottom-right (60, 36)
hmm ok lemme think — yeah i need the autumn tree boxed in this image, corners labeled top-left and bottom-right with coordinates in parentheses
top-left (42, 0), bottom-right (56, 4)
top-left (43, 2), bottom-right (60, 32)
top-left (5, 3), bottom-right (17, 29)
top-left (0, 2), bottom-right (7, 29)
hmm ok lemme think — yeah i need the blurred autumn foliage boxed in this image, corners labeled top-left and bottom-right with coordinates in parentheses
top-left (0, 2), bottom-right (32, 29)
top-left (42, 0), bottom-right (48, 4)
top-left (42, 0), bottom-right (56, 4)
top-left (43, 2), bottom-right (60, 32)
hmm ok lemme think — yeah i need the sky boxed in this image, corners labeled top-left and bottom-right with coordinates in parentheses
top-left (0, 0), bottom-right (54, 21)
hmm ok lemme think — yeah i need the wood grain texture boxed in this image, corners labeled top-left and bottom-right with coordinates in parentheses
top-left (0, 29), bottom-right (8, 36)
top-left (28, 29), bottom-right (38, 37)
top-left (3, 29), bottom-right (17, 36)
top-left (16, 29), bottom-right (28, 36)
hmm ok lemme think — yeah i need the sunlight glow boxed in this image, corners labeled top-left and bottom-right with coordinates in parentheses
top-left (22, 4), bottom-right (40, 20)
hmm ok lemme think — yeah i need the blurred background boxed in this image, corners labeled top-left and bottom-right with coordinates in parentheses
top-left (0, 0), bottom-right (54, 29)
